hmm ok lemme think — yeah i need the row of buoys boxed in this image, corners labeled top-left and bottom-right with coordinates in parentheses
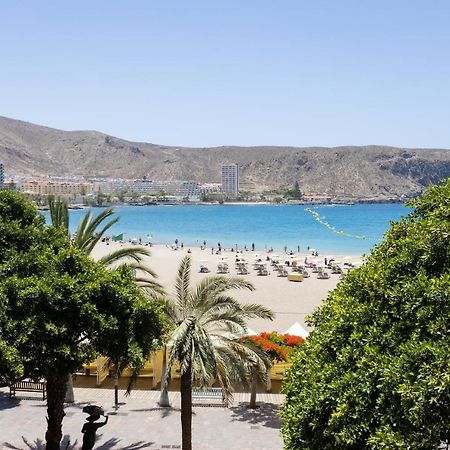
top-left (305, 208), bottom-right (368, 240)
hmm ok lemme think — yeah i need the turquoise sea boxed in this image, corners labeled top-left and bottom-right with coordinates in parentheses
top-left (42, 203), bottom-right (410, 255)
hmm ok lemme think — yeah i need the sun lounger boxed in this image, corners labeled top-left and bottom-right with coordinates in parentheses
top-left (237, 265), bottom-right (249, 275)
top-left (317, 267), bottom-right (330, 279)
top-left (276, 265), bottom-right (288, 277)
top-left (217, 263), bottom-right (229, 274)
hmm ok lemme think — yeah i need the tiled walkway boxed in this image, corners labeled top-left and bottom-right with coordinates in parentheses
top-left (0, 387), bottom-right (284, 449)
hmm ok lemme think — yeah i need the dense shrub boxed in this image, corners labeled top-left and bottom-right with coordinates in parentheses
top-left (281, 179), bottom-right (450, 449)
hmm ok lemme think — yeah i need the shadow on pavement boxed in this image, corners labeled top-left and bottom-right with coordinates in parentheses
top-left (130, 406), bottom-right (185, 419)
top-left (2, 435), bottom-right (154, 449)
top-left (96, 439), bottom-right (155, 449)
top-left (0, 391), bottom-right (21, 410)
top-left (229, 402), bottom-right (281, 429)
top-left (2, 435), bottom-right (77, 449)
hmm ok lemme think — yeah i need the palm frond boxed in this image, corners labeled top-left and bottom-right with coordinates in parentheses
top-left (192, 277), bottom-right (255, 320)
top-left (237, 303), bottom-right (275, 321)
top-left (134, 278), bottom-right (165, 296)
top-left (99, 247), bottom-right (151, 267)
top-left (158, 296), bottom-right (181, 325)
top-left (166, 257), bottom-right (274, 404)
top-left (175, 255), bottom-right (192, 316)
top-left (74, 209), bottom-right (119, 254)
top-left (125, 261), bottom-right (157, 278)
top-left (49, 198), bottom-right (69, 234)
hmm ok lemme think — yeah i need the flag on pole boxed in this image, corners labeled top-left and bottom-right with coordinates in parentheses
top-left (112, 233), bottom-right (123, 242)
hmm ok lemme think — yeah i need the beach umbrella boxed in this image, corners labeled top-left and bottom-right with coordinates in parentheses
top-left (284, 322), bottom-right (309, 339)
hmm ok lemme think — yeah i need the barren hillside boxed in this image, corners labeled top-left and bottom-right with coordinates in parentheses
top-left (1, 115), bottom-right (450, 198)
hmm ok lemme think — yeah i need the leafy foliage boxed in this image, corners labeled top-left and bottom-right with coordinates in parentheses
top-left (0, 245), bottom-right (165, 383)
top-left (245, 332), bottom-right (304, 362)
top-left (281, 179), bottom-right (450, 449)
top-left (0, 191), bottom-right (66, 265)
top-left (0, 192), bottom-right (166, 448)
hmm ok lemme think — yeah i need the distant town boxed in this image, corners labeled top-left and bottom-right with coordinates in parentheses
top-left (0, 161), bottom-right (408, 207)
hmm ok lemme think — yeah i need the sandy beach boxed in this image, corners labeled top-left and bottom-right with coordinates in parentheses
top-left (92, 242), bottom-right (363, 334)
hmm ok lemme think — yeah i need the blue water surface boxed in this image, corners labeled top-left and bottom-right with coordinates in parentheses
top-left (41, 203), bottom-right (410, 255)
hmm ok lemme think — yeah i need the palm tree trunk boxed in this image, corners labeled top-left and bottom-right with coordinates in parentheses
top-left (249, 376), bottom-right (258, 409)
top-left (45, 375), bottom-right (67, 450)
top-left (159, 346), bottom-right (170, 407)
top-left (180, 364), bottom-right (192, 450)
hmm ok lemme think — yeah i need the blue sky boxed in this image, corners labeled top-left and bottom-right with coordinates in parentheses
top-left (1, 1), bottom-right (449, 148)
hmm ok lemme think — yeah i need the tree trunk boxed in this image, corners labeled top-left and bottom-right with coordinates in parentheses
top-left (159, 346), bottom-right (171, 407)
top-left (180, 364), bottom-right (192, 450)
top-left (114, 370), bottom-right (119, 406)
top-left (249, 376), bottom-right (258, 409)
top-left (64, 373), bottom-right (74, 403)
top-left (45, 375), bottom-right (67, 450)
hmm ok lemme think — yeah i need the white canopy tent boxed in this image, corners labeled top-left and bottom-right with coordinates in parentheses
top-left (284, 322), bottom-right (309, 339)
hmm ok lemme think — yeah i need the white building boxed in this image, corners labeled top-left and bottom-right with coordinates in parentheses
top-left (221, 163), bottom-right (239, 198)
top-left (0, 163), bottom-right (4, 190)
top-left (104, 178), bottom-right (200, 201)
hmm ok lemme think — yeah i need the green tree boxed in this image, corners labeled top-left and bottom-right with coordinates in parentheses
top-left (164, 256), bottom-right (274, 450)
top-left (0, 192), bottom-right (166, 450)
top-left (49, 200), bottom-right (164, 402)
top-left (281, 179), bottom-right (450, 449)
top-left (1, 248), bottom-right (165, 450)
top-left (284, 181), bottom-right (302, 200)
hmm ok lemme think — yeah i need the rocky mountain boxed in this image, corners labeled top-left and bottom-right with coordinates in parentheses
top-left (1, 115), bottom-right (450, 198)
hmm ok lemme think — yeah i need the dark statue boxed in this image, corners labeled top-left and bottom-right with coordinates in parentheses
top-left (81, 405), bottom-right (109, 450)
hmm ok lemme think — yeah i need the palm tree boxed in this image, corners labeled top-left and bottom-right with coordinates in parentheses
top-left (49, 199), bottom-right (164, 403)
top-left (49, 199), bottom-right (163, 294)
top-left (164, 256), bottom-right (274, 450)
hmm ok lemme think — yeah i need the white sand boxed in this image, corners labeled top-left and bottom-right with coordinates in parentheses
top-left (91, 242), bottom-right (363, 334)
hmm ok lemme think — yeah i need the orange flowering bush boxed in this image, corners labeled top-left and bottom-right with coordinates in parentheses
top-left (245, 332), bottom-right (304, 362)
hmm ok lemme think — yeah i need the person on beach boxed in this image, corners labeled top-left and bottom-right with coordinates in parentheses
top-left (284, 245), bottom-right (288, 253)
top-left (251, 243), bottom-right (255, 251)
top-left (211, 247), bottom-right (214, 254)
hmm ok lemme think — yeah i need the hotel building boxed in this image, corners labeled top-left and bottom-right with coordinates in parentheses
top-left (221, 163), bottom-right (239, 198)
top-left (104, 178), bottom-right (200, 201)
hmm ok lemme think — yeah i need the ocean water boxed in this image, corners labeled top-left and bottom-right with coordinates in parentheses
top-left (41, 203), bottom-right (410, 255)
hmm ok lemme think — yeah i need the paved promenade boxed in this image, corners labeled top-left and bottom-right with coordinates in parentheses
top-left (0, 387), bottom-right (284, 449)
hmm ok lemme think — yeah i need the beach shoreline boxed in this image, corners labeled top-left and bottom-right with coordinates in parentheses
top-left (92, 241), bottom-right (363, 334)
